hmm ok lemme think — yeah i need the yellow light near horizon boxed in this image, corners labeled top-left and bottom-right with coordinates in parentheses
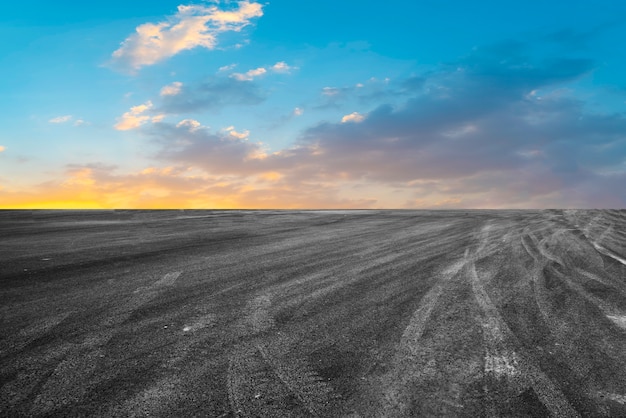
top-left (0, 200), bottom-right (105, 210)
top-left (0, 200), bottom-right (240, 210)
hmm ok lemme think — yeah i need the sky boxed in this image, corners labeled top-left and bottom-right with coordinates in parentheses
top-left (1, 0), bottom-right (625, 209)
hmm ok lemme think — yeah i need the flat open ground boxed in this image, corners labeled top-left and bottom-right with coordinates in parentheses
top-left (1, 209), bottom-right (625, 417)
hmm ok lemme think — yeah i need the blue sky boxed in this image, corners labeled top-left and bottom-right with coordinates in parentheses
top-left (1, 0), bottom-right (625, 208)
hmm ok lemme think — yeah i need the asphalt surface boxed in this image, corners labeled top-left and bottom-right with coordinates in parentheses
top-left (1, 209), bottom-right (625, 417)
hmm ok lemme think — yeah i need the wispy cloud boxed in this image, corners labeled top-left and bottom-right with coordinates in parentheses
top-left (159, 76), bottom-right (266, 113)
top-left (230, 61), bottom-right (297, 80)
top-left (110, 1), bottom-right (263, 72)
top-left (160, 81), bottom-right (183, 96)
top-left (230, 67), bottom-right (266, 81)
top-left (218, 63), bottom-right (237, 72)
top-left (49, 115), bottom-right (72, 124)
top-left (270, 61), bottom-right (297, 73)
top-left (322, 87), bottom-right (342, 97)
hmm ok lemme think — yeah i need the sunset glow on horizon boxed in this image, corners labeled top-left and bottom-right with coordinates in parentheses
top-left (1, 1), bottom-right (626, 209)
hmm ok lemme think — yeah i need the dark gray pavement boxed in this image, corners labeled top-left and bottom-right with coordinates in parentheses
top-left (1, 209), bottom-right (625, 417)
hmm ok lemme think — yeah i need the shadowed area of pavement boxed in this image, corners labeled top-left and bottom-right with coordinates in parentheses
top-left (1, 209), bottom-right (625, 417)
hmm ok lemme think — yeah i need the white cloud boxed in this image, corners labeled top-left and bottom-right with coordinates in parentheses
top-left (224, 125), bottom-right (249, 139)
top-left (270, 61), bottom-right (297, 73)
top-left (176, 119), bottom-right (202, 131)
top-left (341, 112), bottom-right (365, 123)
top-left (230, 67), bottom-right (266, 81)
top-left (114, 101), bottom-right (153, 131)
top-left (293, 107), bottom-right (304, 116)
top-left (73, 119), bottom-right (88, 126)
top-left (160, 81), bottom-right (183, 96)
top-left (49, 115), bottom-right (72, 124)
top-left (230, 61), bottom-right (296, 80)
top-left (218, 63), bottom-right (237, 72)
top-left (322, 87), bottom-right (340, 96)
top-left (111, 1), bottom-right (263, 71)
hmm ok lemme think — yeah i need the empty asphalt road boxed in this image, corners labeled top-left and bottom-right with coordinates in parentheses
top-left (1, 209), bottom-right (625, 417)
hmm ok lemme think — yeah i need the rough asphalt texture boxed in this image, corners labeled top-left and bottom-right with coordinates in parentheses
top-left (1, 209), bottom-right (625, 417)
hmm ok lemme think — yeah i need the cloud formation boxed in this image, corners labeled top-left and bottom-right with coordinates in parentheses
top-left (158, 76), bottom-right (266, 113)
top-left (218, 63), bottom-right (237, 72)
top-left (224, 126), bottom-right (250, 139)
top-left (147, 43), bottom-right (625, 208)
top-left (15, 41), bottom-right (624, 209)
top-left (150, 120), bottom-right (265, 175)
top-left (229, 61), bottom-right (297, 80)
top-left (49, 115), bottom-right (72, 124)
top-left (160, 81), bottom-right (183, 96)
top-left (111, 1), bottom-right (263, 71)
top-left (270, 61), bottom-right (297, 73)
top-left (0, 162), bottom-right (375, 209)
top-left (115, 101), bottom-right (164, 130)
top-left (230, 67), bottom-right (266, 81)
top-left (341, 112), bottom-right (365, 123)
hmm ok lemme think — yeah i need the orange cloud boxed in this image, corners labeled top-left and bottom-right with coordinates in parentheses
top-left (115, 101), bottom-right (163, 130)
top-left (0, 164), bottom-right (380, 209)
top-left (259, 171), bottom-right (283, 181)
top-left (341, 112), bottom-right (365, 123)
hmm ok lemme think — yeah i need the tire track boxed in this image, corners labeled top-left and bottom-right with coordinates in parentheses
top-left (527, 227), bottom-right (626, 332)
top-left (0, 311), bottom-right (74, 358)
top-left (592, 242), bottom-right (626, 266)
top-left (228, 294), bottom-right (334, 417)
top-left (554, 269), bottom-right (626, 331)
top-left (380, 253), bottom-right (469, 415)
top-left (519, 225), bottom-right (626, 415)
top-left (29, 270), bottom-right (185, 415)
top-left (470, 224), bottom-right (580, 418)
top-left (396, 256), bottom-right (467, 360)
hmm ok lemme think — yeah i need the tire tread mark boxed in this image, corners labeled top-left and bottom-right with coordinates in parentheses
top-left (257, 343), bottom-right (333, 417)
top-left (469, 260), bottom-right (580, 418)
top-left (228, 294), bottom-right (334, 417)
top-left (381, 257), bottom-right (467, 415)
